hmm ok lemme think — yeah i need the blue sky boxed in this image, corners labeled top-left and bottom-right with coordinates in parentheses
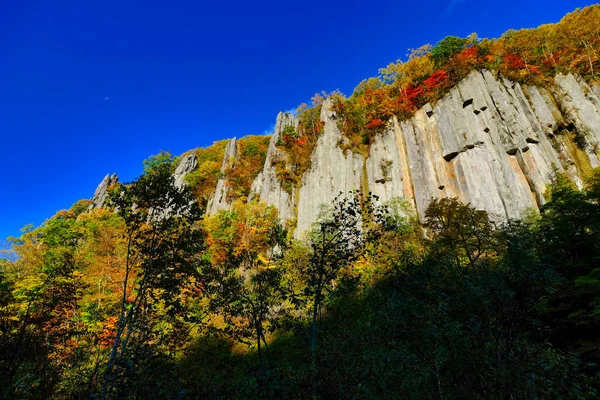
top-left (0, 0), bottom-right (594, 242)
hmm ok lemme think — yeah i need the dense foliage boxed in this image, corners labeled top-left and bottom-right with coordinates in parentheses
top-left (184, 140), bottom-right (229, 207)
top-left (2, 160), bottom-right (600, 398)
top-left (272, 94), bottom-right (326, 194)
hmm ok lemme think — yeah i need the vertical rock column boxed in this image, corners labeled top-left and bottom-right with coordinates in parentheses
top-left (249, 111), bottom-right (298, 223)
top-left (173, 152), bottom-right (198, 189)
top-left (207, 138), bottom-right (237, 215)
top-left (295, 99), bottom-right (365, 237)
top-left (88, 173), bottom-right (119, 211)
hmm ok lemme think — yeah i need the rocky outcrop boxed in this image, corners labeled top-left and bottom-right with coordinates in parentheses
top-left (207, 138), bottom-right (237, 215)
top-left (393, 70), bottom-right (600, 220)
top-left (149, 152), bottom-right (199, 220)
top-left (251, 70), bottom-right (600, 236)
top-left (88, 174), bottom-right (119, 210)
top-left (249, 112), bottom-right (297, 223)
top-left (366, 122), bottom-right (410, 205)
top-left (295, 99), bottom-right (365, 237)
top-left (89, 71), bottom-right (600, 238)
top-left (174, 152), bottom-right (198, 189)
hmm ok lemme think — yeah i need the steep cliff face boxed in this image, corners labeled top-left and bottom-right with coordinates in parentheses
top-left (207, 138), bottom-right (237, 215)
top-left (250, 70), bottom-right (600, 235)
top-left (392, 70), bottom-right (600, 221)
top-left (365, 123), bottom-right (411, 207)
top-left (88, 174), bottom-right (119, 210)
top-left (249, 112), bottom-right (298, 223)
top-left (89, 71), bottom-right (600, 237)
top-left (295, 99), bottom-right (365, 236)
top-left (173, 152), bottom-right (198, 189)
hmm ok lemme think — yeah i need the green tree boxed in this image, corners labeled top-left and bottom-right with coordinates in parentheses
top-left (539, 169), bottom-right (600, 371)
top-left (424, 197), bottom-right (498, 268)
top-left (431, 36), bottom-right (468, 67)
top-left (0, 209), bottom-right (86, 399)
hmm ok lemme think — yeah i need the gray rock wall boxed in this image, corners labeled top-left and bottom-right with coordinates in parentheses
top-left (88, 174), bottom-right (119, 210)
top-left (174, 152), bottom-right (198, 189)
top-left (383, 70), bottom-right (600, 221)
top-left (88, 71), bottom-right (600, 239)
top-left (295, 99), bottom-right (365, 237)
top-left (251, 71), bottom-right (600, 236)
top-left (207, 138), bottom-right (237, 215)
top-left (249, 112), bottom-right (297, 223)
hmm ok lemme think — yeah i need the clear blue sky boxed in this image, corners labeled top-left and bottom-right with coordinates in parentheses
top-left (0, 0), bottom-right (594, 242)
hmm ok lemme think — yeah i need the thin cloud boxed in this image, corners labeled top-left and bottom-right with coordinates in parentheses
top-left (262, 123), bottom-right (275, 136)
top-left (444, 0), bottom-right (467, 16)
top-left (261, 107), bottom-right (298, 135)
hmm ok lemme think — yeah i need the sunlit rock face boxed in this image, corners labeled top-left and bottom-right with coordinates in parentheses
top-left (249, 111), bottom-right (298, 224)
top-left (391, 70), bottom-right (600, 221)
top-left (91, 71), bottom-right (600, 238)
top-left (251, 70), bottom-right (600, 236)
top-left (207, 137), bottom-right (237, 216)
top-left (88, 173), bottom-right (119, 211)
top-left (174, 152), bottom-right (197, 189)
top-left (294, 99), bottom-right (365, 238)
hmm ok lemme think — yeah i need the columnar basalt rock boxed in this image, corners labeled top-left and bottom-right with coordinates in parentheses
top-left (88, 72), bottom-right (600, 238)
top-left (250, 71), bottom-right (600, 236)
top-left (387, 70), bottom-right (600, 221)
top-left (295, 99), bottom-right (365, 237)
top-left (365, 123), bottom-right (406, 205)
top-left (249, 111), bottom-right (298, 223)
top-left (207, 138), bottom-right (237, 215)
top-left (174, 152), bottom-right (198, 189)
top-left (88, 174), bottom-right (119, 211)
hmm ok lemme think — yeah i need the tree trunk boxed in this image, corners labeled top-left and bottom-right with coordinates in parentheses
top-left (311, 282), bottom-right (322, 399)
top-left (256, 321), bottom-right (265, 376)
top-left (102, 231), bottom-right (133, 398)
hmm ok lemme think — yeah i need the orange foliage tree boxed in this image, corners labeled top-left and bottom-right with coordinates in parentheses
top-left (204, 199), bottom-right (288, 374)
top-left (224, 135), bottom-right (270, 202)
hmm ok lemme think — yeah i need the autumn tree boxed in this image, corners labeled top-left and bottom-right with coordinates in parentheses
top-left (101, 152), bottom-right (205, 398)
top-left (224, 136), bottom-right (270, 202)
top-left (297, 191), bottom-right (386, 396)
top-left (538, 168), bottom-right (600, 370)
top-left (204, 200), bottom-right (288, 376)
top-left (424, 197), bottom-right (498, 268)
top-left (0, 207), bottom-right (87, 399)
top-left (431, 36), bottom-right (468, 67)
top-left (184, 140), bottom-right (228, 207)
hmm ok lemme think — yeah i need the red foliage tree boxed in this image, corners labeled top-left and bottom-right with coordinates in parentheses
top-left (456, 46), bottom-right (480, 65)
top-left (423, 70), bottom-right (450, 91)
top-left (503, 54), bottom-right (526, 69)
top-left (366, 118), bottom-right (383, 129)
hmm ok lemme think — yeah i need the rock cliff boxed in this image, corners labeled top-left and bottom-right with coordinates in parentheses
top-left (390, 70), bottom-right (600, 221)
top-left (88, 174), bottom-right (119, 210)
top-left (249, 111), bottom-right (298, 223)
top-left (295, 100), bottom-right (365, 236)
top-left (90, 71), bottom-right (600, 238)
top-left (174, 152), bottom-right (198, 189)
top-left (252, 70), bottom-right (600, 236)
top-left (207, 137), bottom-right (237, 215)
